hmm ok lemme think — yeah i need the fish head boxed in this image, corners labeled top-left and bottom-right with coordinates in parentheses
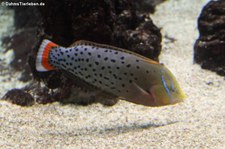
top-left (150, 68), bottom-right (186, 106)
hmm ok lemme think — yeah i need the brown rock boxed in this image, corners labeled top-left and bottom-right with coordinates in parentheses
top-left (194, 0), bottom-right (225, 76)
top-left (2, 89), bottom-right (35, 106)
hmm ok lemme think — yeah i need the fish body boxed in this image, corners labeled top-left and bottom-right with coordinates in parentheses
top-left (36, 39), bottom-right (186, 107)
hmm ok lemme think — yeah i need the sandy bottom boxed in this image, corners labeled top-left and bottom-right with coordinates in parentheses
top-left (0, 0), bottom-right (225, 148)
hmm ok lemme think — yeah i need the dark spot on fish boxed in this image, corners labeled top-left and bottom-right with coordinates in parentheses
top-left (71, 57), bottom-right (74, 60)
top-left (69, 63), bottom-right (72, 66)
top-left (136, 66), bottom-right (140, 69)
top-left (67, 55), bottom-right (70, 58)
top-left (65, 50), bottom-right (69, 53)
top-left (74, 53), bottom-right (78, 56)
top-left (101, 66), bottom-right (105, 70)
top-left (121, 84), bottom-right (125, 87)
top-left (120, 56), bottom-right (124, 60)
top-left (74, 66), bottom-right (77, 70)
top-left (107, 66), bottom-right (111, 69)
top-left (99, 73), bottom-right (102, 77)
top-left (134, 77), bottom-right (138, 81)
top-left (88, 52), bottom-right (91, 56)
top-left (86, 58), bottom-right (89, 62)
top-left (130, 73), bottom-right (134, 76)
top-left (80, 52), bottom-right (83, 55)
top-left (114, 52), bottom-right (118, 55)
top-left (60, 52), bottom-right (64, 55)
top-left (84, 68), bottom-right (87, 71)
top-left (146, 70), bottom-right (149, 74)
top-left (126, 90), bottom-right (129, 93)
top-left (84, 48), bottom-right (87, 51)
top-left (117, 90), bottom-right (121, 93)
top-left (97, 54), bottom-right (101, 58)
top-left (116, 67), bottom-right (120, 70)
top-left (118, 77), bottom-right (122, 80)
top-left (99, 81), bottom-right (102, 84)
top-left (129, 80), bottom-right (133, 83)
top-left (136, 59), bottom-right (139, 62)
top-left (110, 82), bottom-right (114, 85)
top-left (121, 61), bottom-right (125, 64)
top-left (111, 59), bottom-right (116, 63)
top-left (124, 72), bottom-right (127, 75)
top-left (109, 70), bottom-right (112, 74)
top-left (88, 64), bottom-right (92, 67)
top-left (69, 49), bottom-right (72, 52)
top-left (104, 57), bottom-right (108, 61)
top-left (104, 50), bottom-right (108, 52)
top-left (113, 74), bottom-right (117, 79)
top-left (93, 69), bottom-right (96, 72)
top-left (104, 76), bottom-right (109, 80)
top-left (75, 48), bottom-right (79, 51)
top-left (95, 62), bottom-right (99, 65)
top-left (126, 64), bottom-right (131, 68)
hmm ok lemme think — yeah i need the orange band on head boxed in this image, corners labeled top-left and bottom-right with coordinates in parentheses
top-left (42, 42), bottom-right (58, 70)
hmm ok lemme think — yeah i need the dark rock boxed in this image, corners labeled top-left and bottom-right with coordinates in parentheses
top-left (2, 89), bottom-right (35, 106)
top-left (194, 0), bottom-right (225, 76)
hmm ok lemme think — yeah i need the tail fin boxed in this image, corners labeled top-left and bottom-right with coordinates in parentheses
top-left (36, 39), bottom-right (58, 72)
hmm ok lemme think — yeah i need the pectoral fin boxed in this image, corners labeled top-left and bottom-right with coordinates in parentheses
top-left (124, 83), bottom-right (157, 107)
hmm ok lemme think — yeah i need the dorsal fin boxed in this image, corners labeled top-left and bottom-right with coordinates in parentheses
top-left (69, 40), bottom-right (159, 65)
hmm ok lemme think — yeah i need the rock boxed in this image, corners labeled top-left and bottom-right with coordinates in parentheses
top-left (2, 89), bottom-right (35, 106)
top-left (194, 0), bottom-right (225, 76)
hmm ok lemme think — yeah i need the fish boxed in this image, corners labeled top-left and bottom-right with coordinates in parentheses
top-left (36, 39), bottom-right (186, 107)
